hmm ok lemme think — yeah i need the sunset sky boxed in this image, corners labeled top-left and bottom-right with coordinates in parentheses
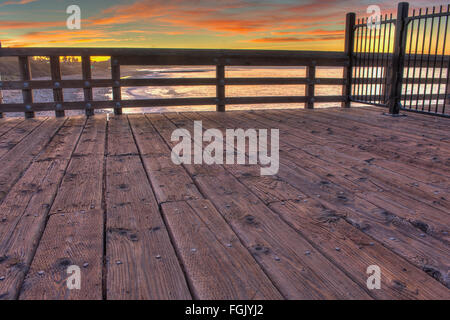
top-left (0, 0), bottom-right (446, 50)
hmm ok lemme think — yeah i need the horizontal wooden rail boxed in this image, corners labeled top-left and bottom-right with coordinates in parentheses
top-left (0, 48), bottom-right (348, 66)
top-left (0, 95), bottom-right (346, 113)
top-left (0, 77), bottom-right (345, 90)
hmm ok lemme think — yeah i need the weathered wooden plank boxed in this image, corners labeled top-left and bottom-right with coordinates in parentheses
top-left (293, 109), bottom-right (450, 154)
top-left (37, 117), bottom-right (86, 162)
top-left (0, 118), bottom-right (45, 159)
top-left (150, 113), bottom-right (371, 299)
top-left (0, 117), bottom-right (86, 299)
top-left (0, 118), bottom-right (65, 203)
top-left (72, 116), bottom-right (107, 157)
top-left (129, 115), bottom-right (203, 204)
top-left (248, 110), bottom-right (450, 195)
top-left (0, 118), bottom-right (24, 137)
top-left (105, 155), bottom-right (191, 300)
top-left (269, 200), bottom-right (450, 299)
top-left (107, 116), bottom-right (138, 156)
top-left (162, 199), bottom-right (283, 299)
top-left (181, 111), bottom-right (450, 297)
top-left (197, 111), bottom-right (450, 287)
top-left (19, 116), bottom-right (106, 299)
top-left (321, 108), bottom-right (450, 141)
top-left (229, 110), bottom-right (450, 224)
top-left (275, 109), bottom-right (450, 175)
top-left (255, 110), bottom-right (450, 190)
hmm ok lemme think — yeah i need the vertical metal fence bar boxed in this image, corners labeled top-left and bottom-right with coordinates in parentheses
top-left (423, 7), bottom-right (436, 112)
top-left (429, 6), bottom-right (442, 113)
top-left (356, 23), bottom-right (363, 99)
top-left (380, 15), bottom-right (388, 104)
top-left (404, 10), bottom-right (415, 109)
top-left (416, 8), bottom-right (429, 111)
top-left (352, 20), bottom-right (360, 98)
top-left (374, 16), bottom-right (383, 104)
top-left (369, 17), bottom-right (378, 103)
top-left (364, 21), bottom-right (371, 101)
top-left (383, 14), bottom-right (393, 104)
top-left (410, 8), bottom-right (422, 110)
top-left (436, 5), bottom-right (449, 114)
top-left (445, 54), bottom-right (450, 114)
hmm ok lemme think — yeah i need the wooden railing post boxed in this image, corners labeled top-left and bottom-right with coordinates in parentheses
top-left (0, 73), bottom-right (3, 119)
top-left (0, 41), bottom-right (3, 118)
top-left (82, 55), bottom-right (94, 116)
top-left (306, 63), bottom-right (316, 109)
top-left (111, 57), bottom-right (122, 115)
top-left (388, 2), bottom-right (409, 114)
top-left (216, 65), bottom-right (225, 112)
top-left (342, 12), bottom-right (356, 108)
top-left (50, 56), bottom-right (65, 117)
top-left (19, 56), bottom-right (34, 119)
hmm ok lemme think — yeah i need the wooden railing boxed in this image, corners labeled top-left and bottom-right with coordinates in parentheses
top-left (0, 48), bottom-right (349, 118)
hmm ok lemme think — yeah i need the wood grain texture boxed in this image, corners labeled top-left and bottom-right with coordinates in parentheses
top-left (150, 113), bottom-right (371, 299)
top-left (196, 110), bottom-right (450, 288)
top-left (105, 116), bottom-right (190, 299)
top-left (19, 116), bottom-right (106, 300)
top-left (0, 118), bottom-right (24, 138)
top-left (0, 118), bottom-right (65, 204)
top-left (179, 111), bottom-right (450, 298)
top-left (162, 199), bottom-right (283, 299)
top-left (129, 114), bottom-right (203, 204)
top-left (0, 108), bottom-right (448, 300)
top-left (105, 155), bottom-right (191, 300)
top-left (0, 118), bottom-right (44, 159)
top-left (0, 117), bottom-right (85, 299)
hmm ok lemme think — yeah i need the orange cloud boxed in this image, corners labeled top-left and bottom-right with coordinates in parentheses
top-left (0, 0), bottom-right (38, 7)
top-left (272, 29), bottom-right (343, 36)
top-left (0, 20), bottom-right (64, 29)
top-left (251, 35), bottom-right (344, 43)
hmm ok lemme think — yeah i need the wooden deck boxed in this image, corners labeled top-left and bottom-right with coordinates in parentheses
top-left (0, 106), bottom-right (449, 300)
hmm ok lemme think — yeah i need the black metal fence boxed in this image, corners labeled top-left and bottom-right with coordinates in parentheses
top-left (352, 13), bottom-right (395, 107)
top-left (350, 2), bottom-right (450, 117)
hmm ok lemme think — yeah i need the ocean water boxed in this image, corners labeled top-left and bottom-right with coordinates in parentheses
top-left (118, 66), bottom-right (344, 113)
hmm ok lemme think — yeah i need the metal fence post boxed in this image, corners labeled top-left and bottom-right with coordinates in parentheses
top-left (389, 2), bottom-right (409, 114)
top-left (342, 12), bottom-right (356, 108)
